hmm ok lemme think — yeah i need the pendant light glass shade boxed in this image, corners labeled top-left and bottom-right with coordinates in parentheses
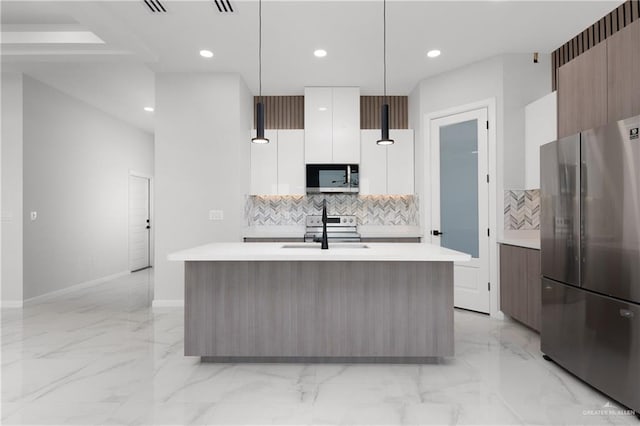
top-left (376, 0), bottom-right (394, 146)
top-left (376, 103), bottom-right (394, 145)
top-left (252, 101), bottom-right (269, 144)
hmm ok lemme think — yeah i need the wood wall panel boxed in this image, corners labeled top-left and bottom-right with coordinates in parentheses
top-left (551, 0), bottom-right (639, 90)
top-left (253, 95), bottom-right (409, 130)
top-left (360, 96), bottom-right (408, 129)
top-left (253, 96), bottom-right (304, 129)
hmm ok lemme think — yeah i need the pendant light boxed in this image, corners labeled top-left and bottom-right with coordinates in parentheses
top-left (376, 0), bottom-right (394, 146)
top-left (252, 0), bottom-right (269, 144)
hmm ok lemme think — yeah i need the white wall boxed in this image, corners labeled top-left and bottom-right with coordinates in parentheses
top-left (1, 73), bottom-right (24, 305)
top-left (22, 76), bottom-right (154, 300)
top-left (412, 56), bottom-right (504, 236)
top-left (502, 54), bottom-right (551, 189)
top-left (154, 73), bottom-right (252, 304)
top-left (410, 54), bottom-right (550, 235)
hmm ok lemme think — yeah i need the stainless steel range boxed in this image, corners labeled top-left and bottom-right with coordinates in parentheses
top-left (304, 215), bottom-right (360, 243)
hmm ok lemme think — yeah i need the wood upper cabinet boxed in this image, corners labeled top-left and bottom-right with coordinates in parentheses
top-left (500, 244), bottom-right (541, 332)
top-left (557, 41), bottom-right (607, 138)
top-left (607, 19), bottom-right (640, 122)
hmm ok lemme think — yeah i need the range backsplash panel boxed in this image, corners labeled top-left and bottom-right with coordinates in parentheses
top-left (504, 189), bottom-right (540, 230)
top-left (246, 194), bottom-right (419, 226)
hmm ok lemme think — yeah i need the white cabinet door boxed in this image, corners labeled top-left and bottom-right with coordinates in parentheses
top-left (277, 130), bottom-right (305, 195)
top-left (360, 130), bottom-right (387, 195)
top-left (387, 129), bottom-right (415, 195)
top-left (524, 91), bottom-right (557, 189)
top-left (332, 87), bottom-right (360, 163)
top-left (304, 87), bottom-right (333, 163)
top-left (250, 129), bottom-right (278, 195)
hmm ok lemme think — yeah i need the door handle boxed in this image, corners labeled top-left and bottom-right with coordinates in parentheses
top-left (431, 230), bottom-right (444, 236)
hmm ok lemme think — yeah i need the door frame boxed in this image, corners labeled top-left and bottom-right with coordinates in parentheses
top-left (423, 98), bottom-right (500, 318)
top-left (128, 170), bottom-right (154, 271)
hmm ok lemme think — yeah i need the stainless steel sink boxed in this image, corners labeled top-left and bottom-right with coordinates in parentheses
top-left (281, 243), bottom-right (369, 249)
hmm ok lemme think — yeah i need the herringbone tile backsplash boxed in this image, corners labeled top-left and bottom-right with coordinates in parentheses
top-left (246, 195), bottom-right (419, 226)
top-left (504, 190), bottom-right (540, 230)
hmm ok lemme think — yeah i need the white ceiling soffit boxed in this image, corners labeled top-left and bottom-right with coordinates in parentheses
top-left (92, 0), bottom-right (622, 94)
top-left (0, 0), bottom-right (623, 133)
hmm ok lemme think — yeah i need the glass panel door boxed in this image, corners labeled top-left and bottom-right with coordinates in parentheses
top-left (439, 119), bottom-right (479, 258)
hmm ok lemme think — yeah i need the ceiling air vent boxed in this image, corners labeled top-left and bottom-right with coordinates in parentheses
top-left (213, 0), bottom-right (234, 13)
top-left (144, 0), bottom-right (167, 13)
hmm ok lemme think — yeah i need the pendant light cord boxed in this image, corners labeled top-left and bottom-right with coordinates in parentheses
top-left (383, 0), bottom-right (387, 103)
top-left (258, 0), bottom-right (262, 101)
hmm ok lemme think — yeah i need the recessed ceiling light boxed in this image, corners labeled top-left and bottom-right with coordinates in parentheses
top-left (199, 49), bottom-right (214, 58)
top-left (318, 107), bottom-right (327, 111)
top-left (427, 49), bottom-right (441, 58)
top-left (314, 49), bottom-right (327, 58)
top-left (144, 106), bottom-right (154, 112)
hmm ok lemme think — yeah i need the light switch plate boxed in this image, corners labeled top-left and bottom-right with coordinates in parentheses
top-left (209, 210), bottom-right (224, 221)
top-left (30, 211), bottom-right (37, 221)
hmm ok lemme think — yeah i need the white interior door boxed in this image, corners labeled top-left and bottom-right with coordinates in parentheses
top-left (129, 175), bottom-right (150, 272)
top-left (430, 108), bottom-right (490, 313)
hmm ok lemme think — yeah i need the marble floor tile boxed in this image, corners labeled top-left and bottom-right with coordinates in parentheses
top-left (1, 269), bottom-right (639, 425)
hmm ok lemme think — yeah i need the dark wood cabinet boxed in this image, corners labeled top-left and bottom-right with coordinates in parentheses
top-left (500, 244), bottom-right (541, 332)
top-left (526, 248), bottom-right (541, 331)
top-left (607, 19), bottom-right (640, 122)
top-left (558, 20), bottom-right (640, 138)
top-left (557, 42), bottom-right (608, 138)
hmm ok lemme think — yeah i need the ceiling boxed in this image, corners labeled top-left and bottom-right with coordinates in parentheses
top-left (1, 0), bottom-right (623, 132)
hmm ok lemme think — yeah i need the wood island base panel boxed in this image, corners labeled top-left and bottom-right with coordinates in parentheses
top-left (184, 260), bottom-right (454, 361)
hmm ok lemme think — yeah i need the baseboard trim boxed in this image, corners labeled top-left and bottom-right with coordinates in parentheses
top-left (1, 300), bottom-right (24, 308)
top-left (23, 270), bottom-right (131, 306)
top-left (152, 299), bottom-right (184, 308)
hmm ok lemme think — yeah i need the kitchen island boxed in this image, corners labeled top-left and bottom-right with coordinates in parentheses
top-left (169, 242), bottom-right (470, 362)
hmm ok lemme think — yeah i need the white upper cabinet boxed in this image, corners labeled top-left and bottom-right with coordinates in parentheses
top-left (387, 129), bottom-right (415, 195)
top-left (250, 129), bottom-right (305, 195)
top-left (304, 87), bottom-right (333, 163)
top-left (276, 130), bottom-right (305, 195)
top-left (305, 87), bottom-right (360, 164)
top-left (360, 130), bottom-right (387, 195)
top-left (250, 129), bottom-right (278, 195)
top-left (331, 87), bottom-right (361, 163)
top-left (524, 91), bottom-right (557, 189)
top-left (360, 129), bottom-right (414, 195)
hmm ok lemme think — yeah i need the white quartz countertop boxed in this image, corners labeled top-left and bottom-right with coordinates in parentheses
top-left (168, 242), bottom-right (471, 262)
top-left (498, 230), bottom-right (540, 250)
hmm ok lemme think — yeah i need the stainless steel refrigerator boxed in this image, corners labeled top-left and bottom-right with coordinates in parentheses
top-left (540, 114), bottom-right (640, 414)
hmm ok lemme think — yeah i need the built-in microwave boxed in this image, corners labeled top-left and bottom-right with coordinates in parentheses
top-left (306, 164), bottom-right (359, 193)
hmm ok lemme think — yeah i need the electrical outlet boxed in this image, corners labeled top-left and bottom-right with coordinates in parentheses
top-left (209, 210), bottom-right (224, 221)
